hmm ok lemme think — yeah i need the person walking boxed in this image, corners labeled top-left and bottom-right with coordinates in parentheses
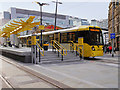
top-left (108, 46), bottom-right (112, 54)
top-left (106, 46), bottom-right (109, 53)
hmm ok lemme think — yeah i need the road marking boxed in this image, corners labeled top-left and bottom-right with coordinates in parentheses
top-left (95, 57), bottom-right (118, 61)
top-left (100, 63), bottom-right (119, 68)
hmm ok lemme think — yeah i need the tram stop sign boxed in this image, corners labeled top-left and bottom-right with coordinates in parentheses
top-left (110, 33), bottom-right (115, 39)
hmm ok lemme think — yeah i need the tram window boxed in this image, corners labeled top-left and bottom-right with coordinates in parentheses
top-left (78, 31), bottom-right (90, 43)
top-left (68, 32), bottom-right (75, 42)
top-left (49, 34), bottom-right (54, 43)
top-left (54, 33), bottom-right (58, 41)
top-left (61, 33), bottom-right (67, 43)
top-left (90, 31), bottom-right (103, 45)
top-left (100, 33), bottom-right (103, 44)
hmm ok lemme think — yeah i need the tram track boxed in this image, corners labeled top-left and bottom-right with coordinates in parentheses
top-left (0, 74), bottom-right (14, 89)
top-left (0, 55), bottom-right (71, 89)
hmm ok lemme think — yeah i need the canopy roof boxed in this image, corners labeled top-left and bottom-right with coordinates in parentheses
top-left (0, 16), bottom-right (40, 37)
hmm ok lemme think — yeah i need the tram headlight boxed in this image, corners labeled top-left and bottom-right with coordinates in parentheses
top-left (92, 46), bottom-right (95, 51)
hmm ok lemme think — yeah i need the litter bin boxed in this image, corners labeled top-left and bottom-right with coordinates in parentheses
top-left (43, 41), bottom-right (49, 50)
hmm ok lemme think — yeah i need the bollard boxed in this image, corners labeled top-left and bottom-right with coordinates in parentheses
top-left (76, 45), bottom-right (78, 56)
top-left (39, 48), bottom-right (41, 62)
top-left (58, 51), bottom-right (59, 57)
top-left (79, 48), bottom-right (82, 60)
top-left (72, 43), bottom-right (74, 53)
top-left (61, 49), bottom-right (63, 61)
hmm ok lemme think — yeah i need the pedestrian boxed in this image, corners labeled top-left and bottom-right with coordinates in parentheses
top-left (108, 46), bottom-right (112, 54)
top-left (106, 46), bottom-right (109, 54)
top-left (114, 47), bottom-right (116, 54)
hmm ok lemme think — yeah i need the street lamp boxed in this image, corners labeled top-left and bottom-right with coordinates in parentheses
top-left (52, 0), bottom-right (62, 30)
top-left (33, 1), bottom-right (49, 47)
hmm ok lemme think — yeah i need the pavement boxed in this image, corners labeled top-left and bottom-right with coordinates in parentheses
top-left (0, 58), bottom-right (57, 88)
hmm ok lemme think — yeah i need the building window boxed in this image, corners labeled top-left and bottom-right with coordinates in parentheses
top-left (69, 20), bottom-right (73, 26)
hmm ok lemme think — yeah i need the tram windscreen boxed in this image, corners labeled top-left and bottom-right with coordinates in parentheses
top-left (77, 31), bottom-right (103, 45)
top-left (89, 31), bottom-right (103, 45)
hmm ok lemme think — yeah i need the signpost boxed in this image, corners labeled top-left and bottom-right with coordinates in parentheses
top-left (110, 33), bottom-right (115, 57)
top-left (110, 33), bottom-right (115, 39)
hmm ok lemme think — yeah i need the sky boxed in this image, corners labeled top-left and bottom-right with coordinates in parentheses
top-left (0, 0), bottom-right (111, 21)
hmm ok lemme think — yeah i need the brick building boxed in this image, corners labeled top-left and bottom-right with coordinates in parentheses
top-left (108, 0), bottom-right (120, 51)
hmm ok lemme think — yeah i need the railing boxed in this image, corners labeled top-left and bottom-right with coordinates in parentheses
top-left (36, 42), bottom-right (44, 56)
top-left (75, 44), bottom-right (84, 60)
top-left (51, 40), bottom-right (67, 61)
top-left (70, 41), bottom-right (74, 53)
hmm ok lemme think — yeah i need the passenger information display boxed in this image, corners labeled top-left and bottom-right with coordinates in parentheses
top-left (90, 29), bottom-right (100, 32)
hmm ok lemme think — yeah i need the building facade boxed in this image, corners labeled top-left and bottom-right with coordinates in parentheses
top-left (81, 19), bottom-right (90, 26)
top-left (108, 0), bottom-right (120, 50)
top-left (0, 7), bottom-right (82, 28)
top-left (91, 19), bottom-right (108, 29)
top-left (0, 7), bottom-right (92, 36)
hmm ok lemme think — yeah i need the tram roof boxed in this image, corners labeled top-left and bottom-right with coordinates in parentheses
top-left (40, 25), bottom-right (101, 35)
top-left (18, 25), bottom-right (101, 38)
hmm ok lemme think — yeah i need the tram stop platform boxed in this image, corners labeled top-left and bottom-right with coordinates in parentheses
top-left (0, 47), bottom-right (31, 63)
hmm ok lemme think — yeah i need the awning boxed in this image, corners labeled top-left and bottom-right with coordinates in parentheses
top-left (0, 16), bottom-right (40, 37)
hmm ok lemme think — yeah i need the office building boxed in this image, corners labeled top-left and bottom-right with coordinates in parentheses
top-left (108, 0), bottom-right (120, 50)
top-left (0, 7), bottom-right (82, 28)
top-left (91, 19), bottom-right (108, 29)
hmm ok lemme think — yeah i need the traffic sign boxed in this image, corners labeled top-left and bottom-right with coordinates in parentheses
top-left (110, 33), bottom-right (115, 39)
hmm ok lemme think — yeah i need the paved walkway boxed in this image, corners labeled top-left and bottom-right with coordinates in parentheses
top-left (0, 58), bottom-right (58, 88)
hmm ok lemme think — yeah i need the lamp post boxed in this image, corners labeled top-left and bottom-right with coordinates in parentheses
top-left (34, 1), bottom-right (49, 47)
top-left (52, 0), bottom-right (62, 30)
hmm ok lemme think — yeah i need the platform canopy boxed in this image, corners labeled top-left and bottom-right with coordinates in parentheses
top-left (0, 16), bottom-right (40, 37)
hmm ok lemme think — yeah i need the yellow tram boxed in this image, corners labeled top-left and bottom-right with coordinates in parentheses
top-left (19, 26), bottom-right (104, 58)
